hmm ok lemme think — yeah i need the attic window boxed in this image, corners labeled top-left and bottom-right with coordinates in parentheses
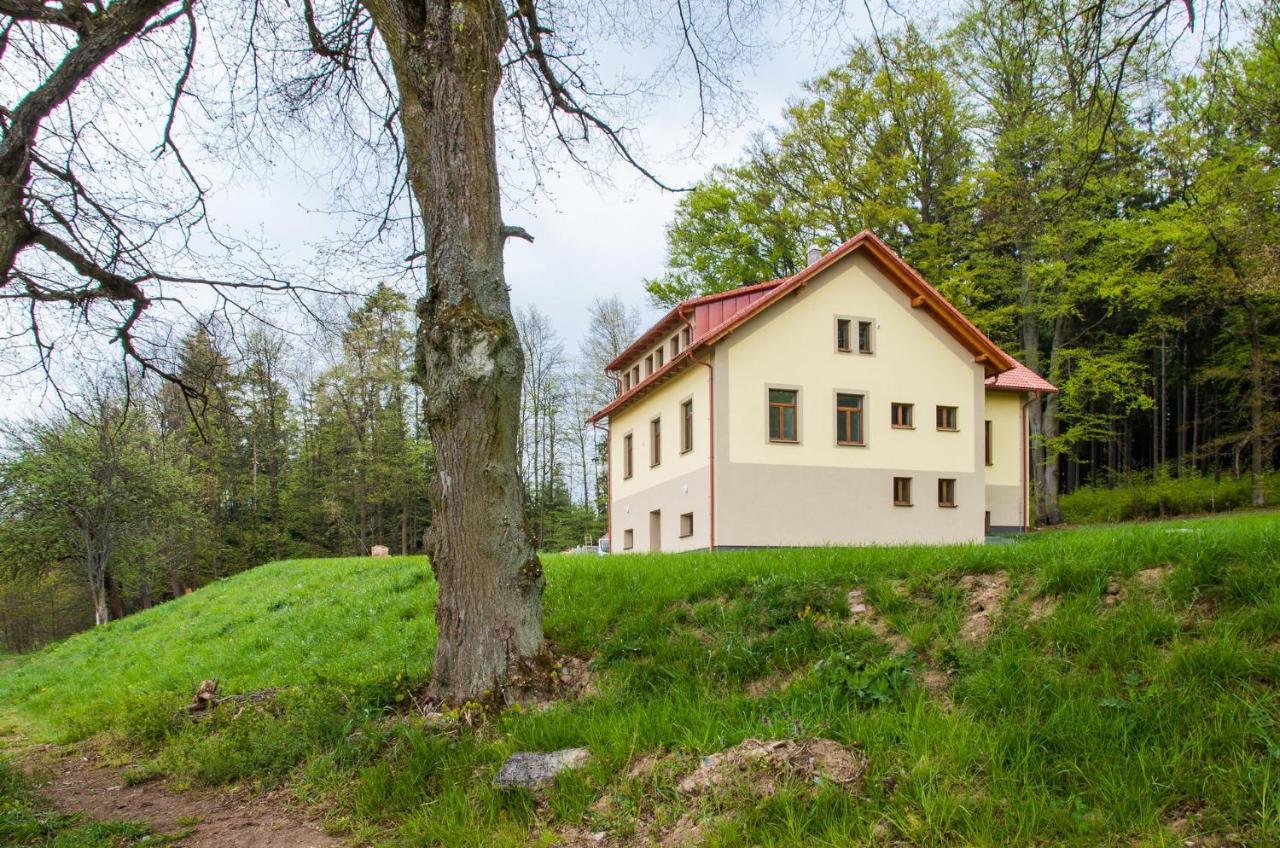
top-left (631, 365), bottom-right (639, 386)
top-left (682, 326), bottom-right (692, 347)
top-left (836, 318), bottom-right (852, 352)
top-left (671, 335), bottom-right (681, 357)
top-left (645, 354), bottom-right (654, 376)
top-left (858, 320), bottom-right (874, 354)
top-left (655, 348), bottom-right (664, 368)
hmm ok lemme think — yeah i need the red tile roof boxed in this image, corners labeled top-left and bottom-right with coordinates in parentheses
top-left (589, 231), bottom-right (1055, 423)
top-left (985, 361), bottom-right (1058, 393)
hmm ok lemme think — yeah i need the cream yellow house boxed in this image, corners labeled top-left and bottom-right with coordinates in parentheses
top-left (587, 231), bottom-right (1057, 552)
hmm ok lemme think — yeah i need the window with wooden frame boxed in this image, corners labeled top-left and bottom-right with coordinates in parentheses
top-left (680, 399), bottom-right (693, 453)
top-left (623, 372), bottom-right (631, 392)
top-left (645, 354), bottom-right (654, 376)
top-left (768, 388), bottom-right (798, 443)
top-left (631, 365), bottom-right (639, 386)
top-left (893, 476), bottom-right (912, 506)
top-left (671, 335), bottom-right (681, 357)
top-left (891, 402), bottom-right (914, 429)
top-left (679, 512), bottom-right (694, 538)
top-left (623, 529), bottom-right (634, 550)
top-left (835, 318), bottom-right (852, 352)
top-left (650, 417), bottom-right (661, 466)
top-left (936, 405), bottom-right (958, 431)
top-left (681, 326), bottom-right (692, 347)
top-left (835, 393), bottom-right (865, 445)
top-left (622, 433), bottom-right (633, 479)
top-left (984, 420), bottom-right (993, 466)
top-left (858, 320), bottom-right (874, 354)
top-left (938, 478), bottom-right (957, 507)
top-left (655, 347), bottom-right (664, 368)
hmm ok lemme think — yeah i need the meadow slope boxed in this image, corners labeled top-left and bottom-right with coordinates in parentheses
top-left (2, 513), bottom-right (1279, 847)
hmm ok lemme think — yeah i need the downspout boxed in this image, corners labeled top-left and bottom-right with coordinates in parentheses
top-left (680, 307), bottom-right (715, 551)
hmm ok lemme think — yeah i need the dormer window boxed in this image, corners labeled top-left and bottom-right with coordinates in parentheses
top-left (655, 348), bottom-right (664, 368)
top-left (671, 335), bottom-right (681, 357)
top-left (682, 326), bottom-right (691, 347)
top-left (645, 354), bottom-right (654, 376)
top-left (623, 372), bottom-right (631, 392)
top-left (631, 365), bottom-right (639, 385)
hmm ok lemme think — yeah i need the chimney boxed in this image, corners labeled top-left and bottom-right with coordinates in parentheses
top-left (806, 244), bottom-right (822, 266)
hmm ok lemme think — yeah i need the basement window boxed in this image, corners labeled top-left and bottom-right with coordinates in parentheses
top-left (623, 529), bottom-right (634, 550)
top-left (938, 478), bottom-right (957, 508)
top-left (893, 476), bottom-right (913, 507)
top-left (679, 512), bottom-right (694, 538)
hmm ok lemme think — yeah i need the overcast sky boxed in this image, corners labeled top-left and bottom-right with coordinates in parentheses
top-left (1, 3), bottom-right (892, 419)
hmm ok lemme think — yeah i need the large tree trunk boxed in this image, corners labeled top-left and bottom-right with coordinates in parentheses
top-left (367, 0), bottom-right (544, 704)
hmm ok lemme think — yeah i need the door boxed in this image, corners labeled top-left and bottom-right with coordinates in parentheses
top-left (649, 510), bottom-right (662, 552)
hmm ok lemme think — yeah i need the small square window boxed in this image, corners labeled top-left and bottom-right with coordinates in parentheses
top-left (938, 478), bottom-right (957, 507)
top-left (891, 402), bottom-right (914, 428)
top-left (679, 512), bottom-right (694, 538)
top-left (936, 405), bottom-right (958, 431)
top-left (623, 529), bottom-right (634, 550)
top-left (835, 318), bottom-right (852, 352)
top-left (893, 476), bottom-right (912, 506)
top-left (768, 388), bottom-right (798, 443)
top-left (858, 320), bottom-right (874, 354)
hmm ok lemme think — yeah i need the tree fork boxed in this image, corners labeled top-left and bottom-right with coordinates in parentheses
top-left (365, 0), bottom-right (544, 704)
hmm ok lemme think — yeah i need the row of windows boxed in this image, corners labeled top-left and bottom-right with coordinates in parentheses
top-left (621, 511), bottom-right (694, 550)
top-left (835, 317), bottom-right (875, 354)
top-left (621, 326), bottom-right (694, 392)
top-left (892, 477), bottom-right (958, 507)
top-left (767, 389), bottom-right (962, 445)
top-left (621, 399), bottom-right (694, 478)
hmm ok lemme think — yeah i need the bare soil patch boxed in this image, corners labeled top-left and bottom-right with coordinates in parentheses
top-left (677, 737), bottom-right (866, 796)
top-left (958, 571), bottom-right (1009, 643)
top-left (27, 746), bottom-right (347, 848)
top-left (847, 588), bottom-right (911, 651)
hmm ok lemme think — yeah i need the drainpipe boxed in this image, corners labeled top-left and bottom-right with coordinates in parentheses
top-left (679, 307), bottom-right (715, 551)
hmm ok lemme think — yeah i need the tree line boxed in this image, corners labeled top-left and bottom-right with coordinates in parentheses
top-left (0, 288), bottom-right (635, 650)
top-left (647, 2), bottom-right (1280, 522)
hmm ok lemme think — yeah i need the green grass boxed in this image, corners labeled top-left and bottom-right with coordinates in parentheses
top-left (2, 513), bottom-right (1279, 846)
top-left (0, 757), bottom-right (173, 847)
top-left (1061, 470), bottom-right (1280, 524)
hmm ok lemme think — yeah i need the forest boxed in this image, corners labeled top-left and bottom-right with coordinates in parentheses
top-left (0, 289), bottom-right (636, 649)
top-left (647, 1), bottom-right (1280, 524)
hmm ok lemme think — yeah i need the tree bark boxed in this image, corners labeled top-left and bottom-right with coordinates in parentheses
top-left (366, 0), bottom-right (544, 704)
top-left (1245, 303), bottom-right (1266, 507)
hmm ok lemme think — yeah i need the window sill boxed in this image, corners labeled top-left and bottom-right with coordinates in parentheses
top-left (937, 427), bottom-right (959, 433)
top-left (938, 504), bottom-right (958, 509)
top-left (836, 441), bottom-right (866, 447)
top-left (680, 448), bottom-right (693, 455)
top-left (891, 425), bottom-right (915, 430)
top-left (893, 502), bottom-right (913, 507)
top-left (768, 439), bottom-right (800, 445)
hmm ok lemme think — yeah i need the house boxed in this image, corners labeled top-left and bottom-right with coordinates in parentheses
top-left (586, 231), bottom-right (1057, 552)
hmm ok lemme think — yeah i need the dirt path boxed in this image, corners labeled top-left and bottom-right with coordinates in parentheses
top-left (27, 747), bottom-right (348, 848)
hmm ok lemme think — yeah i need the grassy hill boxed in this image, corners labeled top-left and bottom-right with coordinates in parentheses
top-left (2, 513), bottom-right (1279, 846)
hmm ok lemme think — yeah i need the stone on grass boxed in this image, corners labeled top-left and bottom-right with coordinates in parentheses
top-left (494, 748), bottom-right (590, 788)
top-left (370, 545), bottom-right (390, 557)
